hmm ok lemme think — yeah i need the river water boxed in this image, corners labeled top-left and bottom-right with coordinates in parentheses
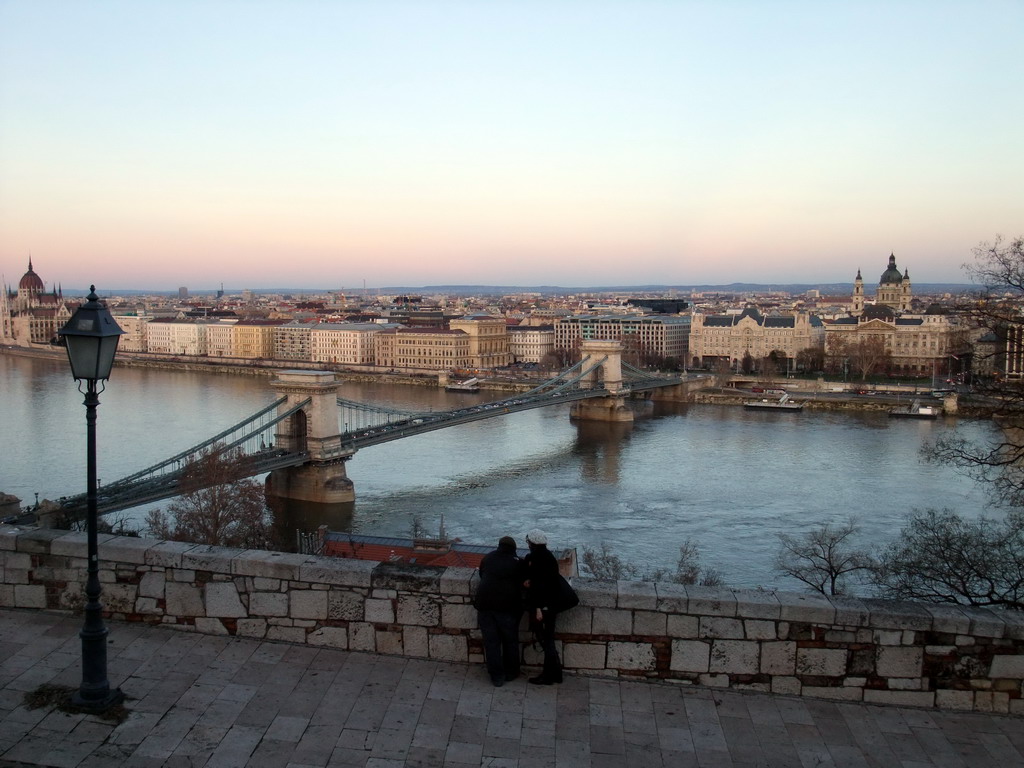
top-left (1, 352), bottom-right (998, 589)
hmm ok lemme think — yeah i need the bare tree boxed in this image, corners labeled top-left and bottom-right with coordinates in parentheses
top-left (774, 520), bottom-right (872, 595)
top-left (928, 234), bottom-right (1024, 507)
top-left (847, 336), bottom-right (891, 381)
top-left (580, 543), bottom-right (642, 580)
top-left (796, 346), bottom-right (824, 374)
top-left (873, 509), bottom-right (1024, 609)
top-left (145, 445), bottom-right (272, 549)
top-left (668, 538), bottom-right (723, 586)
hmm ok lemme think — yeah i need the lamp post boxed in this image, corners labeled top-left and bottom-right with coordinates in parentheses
top-left (58, 286), bottom-right (125, 711)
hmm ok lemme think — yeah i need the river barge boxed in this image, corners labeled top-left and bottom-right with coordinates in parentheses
top-left (743, 393), bottom-right (804, 411)
top-left (889, 399), bottom-right (940, 419)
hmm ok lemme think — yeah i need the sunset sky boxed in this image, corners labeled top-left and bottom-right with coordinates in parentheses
top-left (1, 1), bottom-right (1021, 291)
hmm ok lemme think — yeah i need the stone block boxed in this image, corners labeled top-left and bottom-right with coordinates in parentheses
top-left (670, 640), bottom-right (709, 673)
top-left (365, 598), bottom-right (395, 624)
top-left (429, 633), bottom-right (467, 662)
top-left (876, 646), bottom-right (923, 678)
top-left (99, 535), bottom-right (158, 565)
top-left (349, 622), bottom-right (375, 651)
top-left (863, 689), bottom-right (935, 707)
top-left (237, 618), bottom-right (268, 638)
top-left (888, 677), bottom-right (926, 691)
top-left (1000, 609), bottom-right (1024, 640)
top-left (134, 597), bottom-right (161, 614)
top-left (253, 577), bottom-right (280, 591)
top-left (0, 550), bottom-right (31, 569)
top-left (861, 598), bottom-right (932, 631)
top-left (574, 578), bottom-right (617, 608)
top-left (166, 582), bottom-right (205, 617)
top-left (371, 562), bottom-right (443, 593)
top-left (0, 584), bottom-right (13, 607)
top-left (685, 585), bottom-right (737, 617)
top-left (761, 641), bottom-right (797, 675)
top-left (563, 642), bottom-right (606, 669)
top-left (0, 526), bottom-right (20, 551)
top-left (592, 608), bottom-right (632, 636)
top-left (802, 686), bottom-right (863, 702)
top-left (699, 673), bottom-right (730, 687)
top-left (291, 589), bottom-right (328, 620)
top-left (608, 642), bottom-right (656, 671)
top-left (825, 630), bottom-right (856, 643)
top-left (267, 626), bottom-right (307, 643)
top-left (958, 605), bottom-right (1006, 638)
top-left (990, 654), bottom-right (1024, 679)
top-left (617, 580), bottom-right (658, 610)
top-left (699, 617), bottom-right (743, 639)
top-left (771, 676), bottom-right (801, 695)
top-left (205, 582), bottom-right (246, 618)
top-left (744, 620), bottom-right (777, 641)
top-left (376, 629), bottom-right (403, 656)
top-left (195, 617), bottom-right (230, 635)
top-left (13, 584), bottom-right (46, 609)
top-left (873, 629), bottom-right (902, 646)
top-left (796, 648), bottom-right (847, 677)
top-left (138, 571), bottom-right (165, 599)
top-left (328, 590), bottom-right (364, 621)
top-left (633, 610), bottom-right (667, 636)
top-left (16, 528), bottom-right (75, 554)
top-left (182, 545), bottom-right (239, 573)
top-left (709, 640), bottom-right (759, 674)
top-left (829, 596), bottom-right (871, 627)
top-left (250, 591), bottom-right (287, 617)
top-left (396, 594), bottom-right (440, 626)
top-left (733, 589), bottom-right (781, 619)
top-left (667, 614), bottom-right (699, 638)
top-left (103, 583), bottom-right (138, 614)
top-left (48, 532), bottom-right (89, 558)
top-left (232, 550), bottom-right (305, 580)
top-left (559, 606), bottom-right (593, 634)
top-left (934, 688), bottom-right (973, 710)
top-left (145, 540), bottom-right (197, 568)
top-left (440, 566), bottom-right (476, 597)
top-left (778, 592), bottom-right (835, 625)
top-left (305, 626), bottom-right (346, 651)
top-left (299, 556), bottom-right (376, 588)
top-left (441, 602), bottom-right (478, 630)
top-left (923, 604), bottom-right (972, 635)
top-left (403, 626), bottom-right (429, 657)
top-left (655, 581), bottom-right (688, 613)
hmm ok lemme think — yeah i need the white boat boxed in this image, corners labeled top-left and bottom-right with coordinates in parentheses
top-left (743, 393), bottom-right (803, 411)
top-left (445, 377), bottom-right (481, 392)
top-left (889, 399), bottom-right (940, 419)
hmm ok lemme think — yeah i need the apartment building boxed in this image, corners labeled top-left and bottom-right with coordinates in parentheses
top-left (508, 326), bottom-right (555, 363)
top-left (554, 314), bottom-right (690, 365)
top-left (311, 323), bottom-right (397, 365)
top-left (374, 327), bottom-right (472, 371)
top-left (449, 314), bottom-right (511, 368)
top-left (689, 309), bottom-right (824, 368)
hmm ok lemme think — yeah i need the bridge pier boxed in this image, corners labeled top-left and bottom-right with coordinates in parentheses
top-left (569, 340), bottom-right (634, 423)
top-left (264, 371), bottom-right (355, 505)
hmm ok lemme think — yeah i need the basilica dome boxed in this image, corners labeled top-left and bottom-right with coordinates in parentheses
top-left (879, 253), bottom-right (903, 284)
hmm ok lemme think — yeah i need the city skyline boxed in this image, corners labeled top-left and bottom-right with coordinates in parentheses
top-left (1, 1), bottom-right (1021, 290)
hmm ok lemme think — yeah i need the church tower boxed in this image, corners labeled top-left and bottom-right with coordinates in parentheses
top-left (852, 269), bottom-right (865, 314)
top-left (876, 253), bottom-right (910, 311)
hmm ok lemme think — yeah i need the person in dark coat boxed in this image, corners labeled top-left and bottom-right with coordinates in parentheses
top-left (523, 529), bottom-right (563, 685)
top-left (475, 536), bottom-right (526, 687)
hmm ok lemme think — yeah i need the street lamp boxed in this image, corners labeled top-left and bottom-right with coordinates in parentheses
top-left (58, 286), bottom-right (125, 711)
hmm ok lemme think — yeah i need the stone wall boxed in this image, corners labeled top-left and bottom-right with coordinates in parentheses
top-left (2, 526), bottom-right (1022, 714)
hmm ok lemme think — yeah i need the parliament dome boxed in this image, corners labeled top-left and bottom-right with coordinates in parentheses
top-left (19, 260), bottom-right (44, 292)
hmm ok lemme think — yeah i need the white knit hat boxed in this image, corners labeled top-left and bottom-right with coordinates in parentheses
top-left (526, 529), bottom-right (548, 546)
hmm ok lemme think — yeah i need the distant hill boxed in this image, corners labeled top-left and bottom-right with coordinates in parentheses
top-left (86, 282), bottom-right (979, 297)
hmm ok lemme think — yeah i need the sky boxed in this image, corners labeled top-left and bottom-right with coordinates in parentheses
top-left (1, 1), bottom-right (1022, 291)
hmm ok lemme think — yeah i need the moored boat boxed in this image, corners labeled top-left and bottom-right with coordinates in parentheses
top-left (743, 393), bottom-right (803, 411)
top-left (445, 377), bottom-right (481, 392)
top-left (889, 399), bottom-right (940, 419)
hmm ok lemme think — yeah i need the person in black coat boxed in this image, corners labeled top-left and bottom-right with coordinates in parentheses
top-left (523, 529), bottom-right (563, 685)
top-left (475, 536), bottom-right (526, 687)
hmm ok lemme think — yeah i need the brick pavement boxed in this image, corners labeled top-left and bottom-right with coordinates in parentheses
top-left (0, 608), bottom-right (1021, 767)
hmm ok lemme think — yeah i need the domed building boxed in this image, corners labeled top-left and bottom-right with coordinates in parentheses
top-left (826, 253), bottom-right (963, 377)
top-left (2, 259), bottom-right (70, 345)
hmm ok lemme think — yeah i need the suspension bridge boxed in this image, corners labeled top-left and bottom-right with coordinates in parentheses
top-left (56, 341), bottom-right (704, 518)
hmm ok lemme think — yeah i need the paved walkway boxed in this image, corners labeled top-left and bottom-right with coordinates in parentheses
top-left (0, 609), bottom-right (1021, 768)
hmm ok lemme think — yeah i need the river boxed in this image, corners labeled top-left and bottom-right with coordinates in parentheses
top-left (1, 352), bottom-right (998, 589)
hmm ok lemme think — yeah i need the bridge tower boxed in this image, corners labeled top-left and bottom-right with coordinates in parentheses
top-left (570, 340), bottom-right (634, 423)
top-left (265, 371), bottom-right (355, 505)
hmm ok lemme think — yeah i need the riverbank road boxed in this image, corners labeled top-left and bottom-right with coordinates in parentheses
top-left (0, 609), bottom-right (1021, 767)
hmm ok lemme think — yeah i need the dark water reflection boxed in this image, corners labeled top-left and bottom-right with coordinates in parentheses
top-left (2, 353), bottom-right (997, 588)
